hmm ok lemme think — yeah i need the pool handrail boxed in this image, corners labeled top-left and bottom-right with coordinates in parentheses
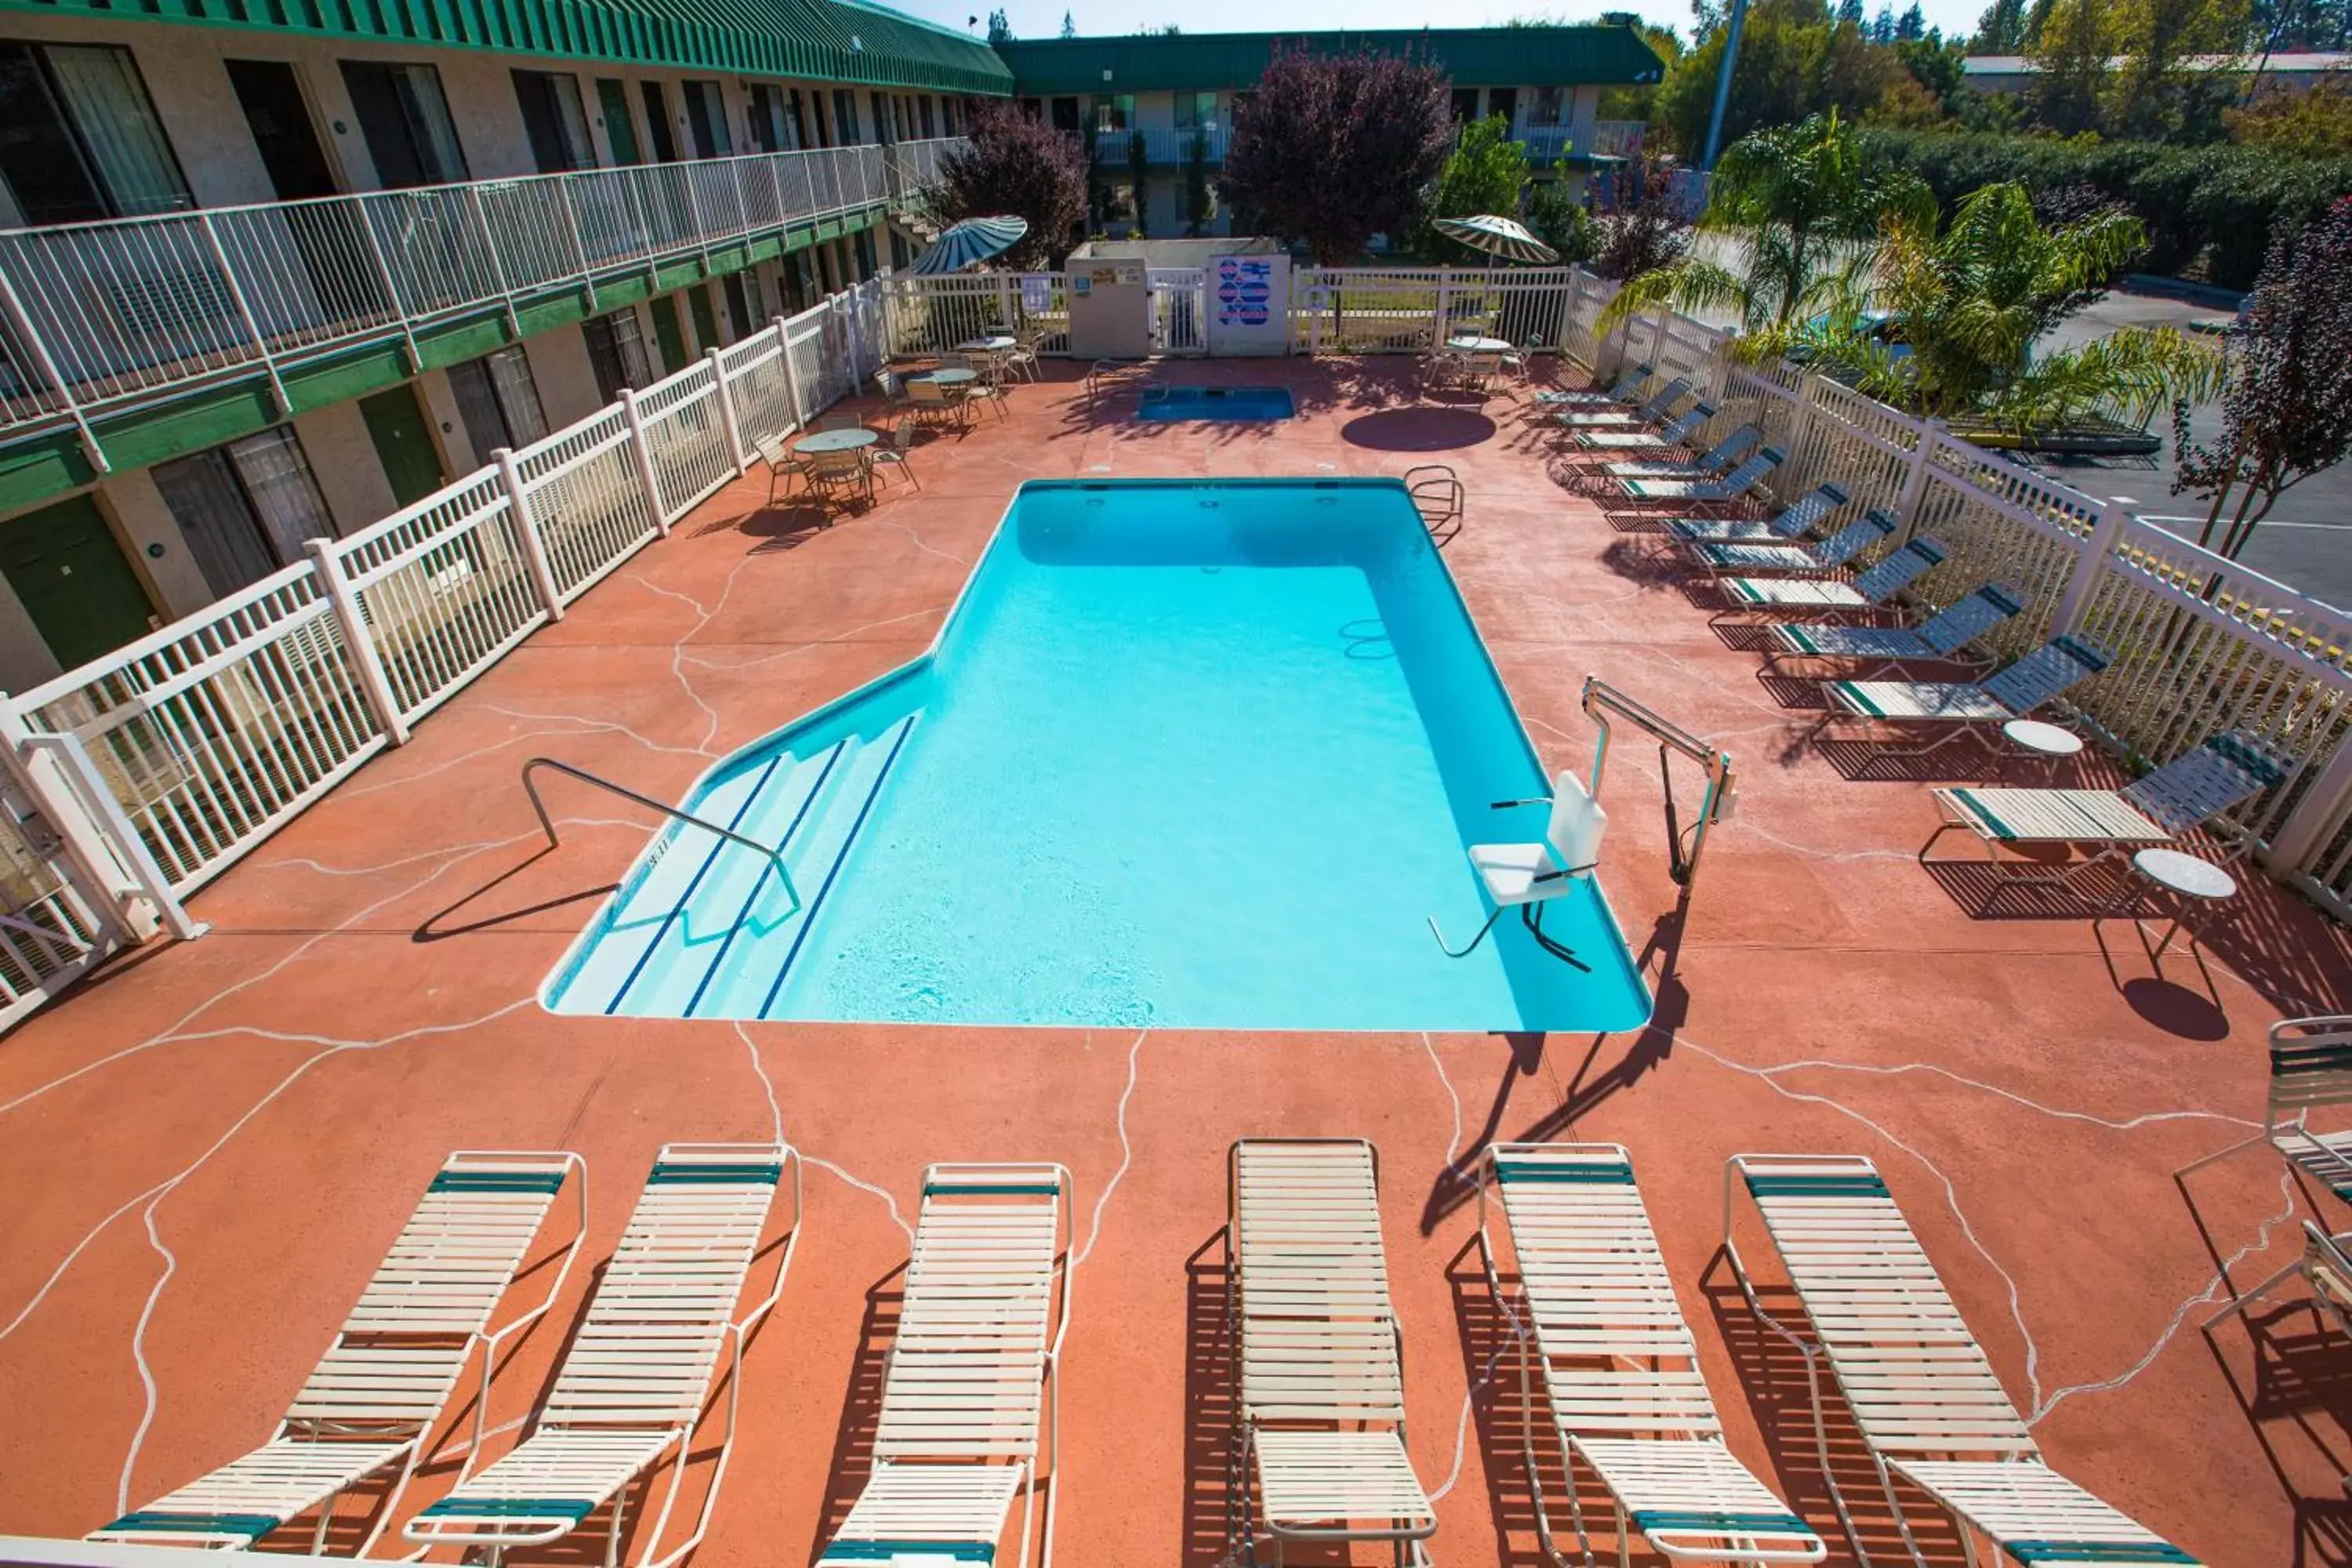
top-left (1581, 675), bottom-right (1736, 893)
top-left (520, 757), bottom-right (802, 919)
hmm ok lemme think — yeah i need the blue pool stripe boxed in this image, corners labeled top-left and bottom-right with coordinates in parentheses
top-left (683, 739), bottom-right (848, 1019)
top-left (606, 753), bottom-right (783, 1015)
top-left (759, 716), bottom-right (917, 1018)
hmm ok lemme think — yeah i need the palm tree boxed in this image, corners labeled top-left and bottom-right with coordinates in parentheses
top-left (1808, 182), bottom-right (2224, 430)
top-left (1598, 112), bottom-right (1933, 346)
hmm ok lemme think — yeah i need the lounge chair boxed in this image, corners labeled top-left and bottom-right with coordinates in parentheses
top-left (1714, 537), bottom-right (1947, 617)
top-left (2179, 1014), bottom-right (2352, 1207)
top-left (1565, 401), bottom-right (1715, 452)
top-left (1593, 425), bottom-right (1762, 484)
top-left (1231, 1139), bottom-right (1436, 1566)
top-left (1759, 583), bottom-right (2024, 676)
top-left (90, 1152), bottom-right (586, 1554)
top-left (1722, 1153), bottom-right (2205, 1568)
top-left (1682, 508), bottom-right (1898, 582)
top-left (1428, 768), bottom-right (1607, 967)
top-left (1924, 729), bottom-right (2290, 890)
top-left (403, 1143), bottom-right (799, 1568)
top-left (1475, 1143), bottom-right (1825, 1566)
top-left (1819, 634), bottom-right (2111, 761)
top-left (1534, 362), bottom-right (1650, 408)
top-left (2207, 1220), bottom-right (2352, 1333)
top-left (1549, 375), bottom-right (1690, 429)
top-left (1662, 482), bottom-right (1849, 548)
top-left (823, 1164), bottom-right (1071, 1568)
top-left (1610, 447), bottom-right (1784, 509)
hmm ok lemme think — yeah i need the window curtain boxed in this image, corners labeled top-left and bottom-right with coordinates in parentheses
top-left (45, 45), bottom-right (190, 216)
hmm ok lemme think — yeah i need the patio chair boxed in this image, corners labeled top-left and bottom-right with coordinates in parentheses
top-left (1592, 424), bottom-right (1763, 484)
top-left (1759, 583), bottom-right (2025, 677)
top-left (819, 411), bottom-right (865, 432)
top-left (1682, 507), bottom-right (1898, 582)
top-left (90, 1152), bottom-right (586, 1554)
top-left (1610, 446), bottom-right (1786, 510)
top-left (1563, 400), bottom-right (1713, 453)
top-left (1428, 768), bottom-right (1606, 967)
top-left (1925, 729), bottom-right (2291, 889)
top-left (2208, 1221), bottom-right (2352, 1334)
top-left (909, 377), bottom-right (967, 431)
top-left (1714, 537), bottom-right (1947, 617)
top-left (1475, 1144), bottom-right (1825, 1568)
top-left (805, 448), bottom-right (873, 512)
top-left (1534, 361), bottom-right (1650, 408)
top-left (1664, 482), bottom-right (1848, 547)
top-left (753, 434), bottom-right (802, 508)
top-left (1421, 349), bottom-right (1470, 396)
top-left (2179, 1014), bottom-right (2352, 1207)
top-left (869, 416), bottom-right (921, 491)
top-left (1548, 376), bottom-right (1691, 430)
top-left (1002, 326), bottom-right (1043, 383)
top-left (1819, 633), bottom-right (2112, 761)
top-left (1723, 1153), bottom-right (2204, 1568)
top-left (402, 1144), bottom-right (799, 1568)
top-left (822, 1164), bottom-right (1071, 1568)
top-left (1231, 1139), bottom-right (1436, 1566)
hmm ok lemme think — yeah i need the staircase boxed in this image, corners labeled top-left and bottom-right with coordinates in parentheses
top-left (556, 704), bottom-right (920, 1018)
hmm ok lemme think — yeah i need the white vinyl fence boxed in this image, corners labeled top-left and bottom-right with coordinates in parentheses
top-left (0, 278), bottom-right (891, 1007)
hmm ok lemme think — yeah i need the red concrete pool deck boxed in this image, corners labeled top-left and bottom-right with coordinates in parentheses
top-left (2, 358), bottom-right (2349, 1568)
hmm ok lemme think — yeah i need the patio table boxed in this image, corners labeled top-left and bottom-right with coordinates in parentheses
top-left (793, 427), bottom-right (878, 455)
top-left (909, 368), bottom-right (978, 387)
top-left (956, 336), bottom-right (1017, 354)
top-left (1448, 336), bottom-right (1512, 354)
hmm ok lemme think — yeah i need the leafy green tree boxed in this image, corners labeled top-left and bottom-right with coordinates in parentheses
top-left (985, 7), bottom-right (1012, 42)
top-left (1602, 112), bottom-right (1933, 341)
top-left (1654, 0), bottom-right (1903, 154)
top-left (2028, 0), bottom-right (2114, 134)
top-left (2103, 0), bottom-right (2249, 140)
top-left (1415, 115), bottom-right (1532, 260)
top-left (1523, 177), bottom-right (1595, 263)
top-left (1184, 128), bottom-right (1214, 236)
top-left (1220, 45), bottom-right (1453, 263)
top-left (1973, 0), bottom-right (2029, 49)
top-left (2228, 74), bottom-right (2352, 154)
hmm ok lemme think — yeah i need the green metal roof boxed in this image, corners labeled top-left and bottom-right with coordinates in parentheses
top-left (993, 27), bottom-right (1665, 94)
top-left (0, 0), bottom-right (1012, 93)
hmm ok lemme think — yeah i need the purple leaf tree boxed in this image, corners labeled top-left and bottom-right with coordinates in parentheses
top-left (925, 103), bottom-right (1090, 271)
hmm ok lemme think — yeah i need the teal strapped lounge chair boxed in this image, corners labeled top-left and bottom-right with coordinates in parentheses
top-left (1611, 446), bottom-right (1785, 509)
top-left (2180, 1014), bottom-right (2352, 1209)
top-left (1566, 400), bottom-right (1714, 452)
top-left (1595, 425), bottom-right (1762, 483)
top-left (89, 1152), bottom-right (586, 1555)
top-left (1534, 362), bottom-right (1650, 410)
top-left (1820, 634), bottom-right (2110, 762)
top-left (1759, 583), bottom-right (2025, 677)
top-left (1683, 508), bottom-right (1898, 582)
top-left (1664, 482), bottom-right (1848, 547)
top-left (1714, 537), bottom-right (1946, 618)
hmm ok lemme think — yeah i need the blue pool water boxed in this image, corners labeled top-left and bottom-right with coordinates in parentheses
top-left (1135, 385), bottom-right (1296, 422)
top-left (544, 480), bottom-right (1650, 1031)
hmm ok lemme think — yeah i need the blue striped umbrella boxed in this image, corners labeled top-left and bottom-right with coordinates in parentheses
top-left (909, 216), bottom-right (1030, 275)
top-left (1434, 214), bottom-right (1559, 267)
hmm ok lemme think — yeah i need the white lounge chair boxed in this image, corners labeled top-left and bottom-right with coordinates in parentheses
top-left (2206, 1220), bottom-right (2352, 1333)
top-left (1714, 537), bottom-right (1947, 618)
top-left (1566, 401), bottom-right (1715, 452)
top-left (1232, 1139), bottom-right (1436, 1566)
top-left (1723, 1153), bottom-right (2204, 1568)
top-left (1683, 508), bottom-right (1898, 582)
top-left (1820, 634), bottom-right (2111, 761)
top-left (1550, 376), bottom-right (1691, 430)
top-left (1476, 1143), bottom-right (1826, 1566)
top-left (2179, 1014), bottom-right (2352, 1208)
top-left (1925, 729), bottom-right (2291, 889)
top-left (1535, 362), bottom-right (1651, 410)
top-left (1429, 768), bottom-right (1607, 968)
top-left (1611, 448), bottom-right (1785, 509)
top-left (1595, 425), bottom-right (1763, 483)
top-left (1759, 583), bottom-right (2024, 676)
top-left (823, 1163), bottom-right (1071, 1568)
top-left (403, 1144), bottom-right (799, 1568)
top-left (90, 1152), bottom-right (585, 1555)
top-left (1664, 483), bottom-right (1849, 546)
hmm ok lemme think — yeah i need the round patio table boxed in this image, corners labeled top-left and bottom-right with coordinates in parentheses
top-left (909, 368), bottom-right (978, 387)
top-left (793, 427), bottom-right (877, 455)
top-left (2118, 847), bottom-right (2239, 967)
top-left (1448, 336), bottom-right (1512, 354)
top-left (2000, 717), bottom-right (2083, 784)
top-left (956, 336), bottom-right (1016, 353)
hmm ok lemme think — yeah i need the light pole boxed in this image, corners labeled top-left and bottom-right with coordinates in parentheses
top-left (1700, 0), bottom-right (1751, 170)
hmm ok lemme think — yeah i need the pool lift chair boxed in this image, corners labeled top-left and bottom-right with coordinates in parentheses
top-left (1429, 770), bottom-right (1609, 969)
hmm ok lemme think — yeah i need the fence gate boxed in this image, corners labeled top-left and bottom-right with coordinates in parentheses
top-left (1147, 267), bottom-right (1207, 356)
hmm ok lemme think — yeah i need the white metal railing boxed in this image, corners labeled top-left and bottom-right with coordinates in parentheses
top-left (886, 137), bottom-right (963, 205)
top-left (1509, 124), bottom-right (1577, 164)
top-left (0, 278), bottom-right (888, 933)
top-left (880, 272), bottom-right (1069, 358)
top-left (1584, 120), bottom-right (1646, 160)
top-left (1290, 266), bottom-right (1596, 356)
top-left (0, 141), bottom-right (931, 462)
top-left (1557, 267), bottom-right (2352, 920)
top-left (1091, 126), bottom-right (1229, 165)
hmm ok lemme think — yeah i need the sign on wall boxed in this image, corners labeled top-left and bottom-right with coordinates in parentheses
top-left (1207, 254), bottom-right (1290, 355)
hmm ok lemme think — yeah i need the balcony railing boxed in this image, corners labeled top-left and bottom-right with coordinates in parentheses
top-left (1494, 120), bottom-right (1646, 165)
top-left (1088, 126), bottom-right (1229, 165)
top-left (0, 139), bottom-right (963, 463)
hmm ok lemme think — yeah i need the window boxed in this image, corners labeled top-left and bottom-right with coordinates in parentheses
top-left (1049, 96), bottom-right (1080, 132)
top-left (681, 80), bottom-right (729, 158)
top-left (747, 84), bottom-right (797, 153)
top-left (920, 96), bottom-right (937, 137)
top-left (1091, 94), bottom-right (1132, 133)
top-left (832, 89), bottom-right (858, 144)
top-left (1486, 87), bottom-right (1518, 126)
top-left (446, 346), bottom-right (548, 463)
top-left (581, 310), bottom-right (653, 402)
top-left (1528, 85), bottom-right (1563, 127)
top-left (641, 82), bottom-right (681, 162)
top-left (1450, 87), bottom-right (1480, 123)
top-left (0, 42), bottom-right (190, 225)
top-left (852, 228), bottom-right (877, 281)
top-left (597, 79), bottom-right (641, 163)
top-left (1174, 91), bottom-right (1217, 132)
top-left (227, 60), bottom-right (337, 202)
top-left (870, 91), bottom-right (893, 144)
top-left (153, 428), bottom-right (336, 597)
top-left (512, 69), bottom-right (595, 172)
top-left (339, 61), bottom-right (468, 187)
top-left (787, 89), bottom-right (811, 150)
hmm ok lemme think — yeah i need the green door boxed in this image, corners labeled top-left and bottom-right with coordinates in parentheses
top-left (0, 495), bottom-right (155, 670)
top-left (649, 295), bottom-right (688, 373)
top-left (686, 284), bottom-right (721, 351)
top-left (597, 79), bottom-right (641, 165)
top-left (358, 384), bottom-right (445, 507)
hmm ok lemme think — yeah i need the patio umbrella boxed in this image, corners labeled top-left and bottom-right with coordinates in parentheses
top-left (1433, 214), bottom-right (1559, 267)
top-left (909, 215), bottom-right (1030, 275)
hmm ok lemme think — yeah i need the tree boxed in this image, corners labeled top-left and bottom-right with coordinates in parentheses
top-left (1415, 115), bottom-right (1531, 260)
top-left (985, 7), bottom-right (1011, 42)
top-left (1589, 155), bottom-right (1695, 280)
top-left (1896, 2), bottom-right (1927, 36)
top-left (2228, 71), bottom-right (2352, 154)
top-left (1654, 0), bottom-right (1904, 155)
top-left (1126, 129), bottom-right (1150, 236)
top-left (1973, 0), bottom-right (2029, 49)
top-left (925, 102), bottom-right (1089, 269)
top-left (1184, 128), bottom-right (1214, 235)
top-left (2173, 196), bottom-right (2352, 557)
top-left (1060, 9), bottom-right (1077, 36)
top-left (1219, 45), bottom-right (1453, 263)
top-left (2028, 0), bottom-right (2114, 134)
top-left (1523, 176), bottom-right (1595, 263)
top-left (1838, 0), bottom-right (1866, 22)
top-left (2103, 0), bottom-right (2248, 140)
top-left (1602, 111), bottom-right (1934, 339)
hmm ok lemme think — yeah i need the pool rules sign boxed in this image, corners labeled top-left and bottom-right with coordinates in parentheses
top-left (1208, 253), bottom-right (1290, 356)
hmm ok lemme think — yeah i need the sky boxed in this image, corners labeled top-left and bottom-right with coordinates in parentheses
top-left (887, 0), bottom-right (1995, 53)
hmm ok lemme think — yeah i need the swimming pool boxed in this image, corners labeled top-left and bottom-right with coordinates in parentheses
top-left (545, 479), bottom-right (1650, 1032)
top-left (1135, 386), bottom-right (1296, 422)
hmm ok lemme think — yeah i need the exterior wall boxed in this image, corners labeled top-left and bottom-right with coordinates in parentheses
top-left (416, 365), bottom-right (484, 475)
top-left (0, 576), bottom-right (59, 692)
top-left (292, 401), bottom-right (398, 537)
top-left (523, 323), bottom-right (604, 430)
top-left (96, 469), bottom-right (214, 620)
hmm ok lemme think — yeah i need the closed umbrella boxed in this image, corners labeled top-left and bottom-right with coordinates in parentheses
top-left (909, 215), bottom-right (1030, 275)
top-left (1432, 214), bottom-right (1559, 267)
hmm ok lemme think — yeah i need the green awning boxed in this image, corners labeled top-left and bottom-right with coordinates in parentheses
top-left (993, 26), bottom-right (1666, 95)
top-left (0, 0), bottom-right (1013, 94)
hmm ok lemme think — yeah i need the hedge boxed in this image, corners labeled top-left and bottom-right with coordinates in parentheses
top-left (1857, 129), bottom-right (2352, 289)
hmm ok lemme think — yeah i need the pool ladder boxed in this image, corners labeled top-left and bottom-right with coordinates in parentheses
top-left (519, 757), bottom-right (802, 918)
